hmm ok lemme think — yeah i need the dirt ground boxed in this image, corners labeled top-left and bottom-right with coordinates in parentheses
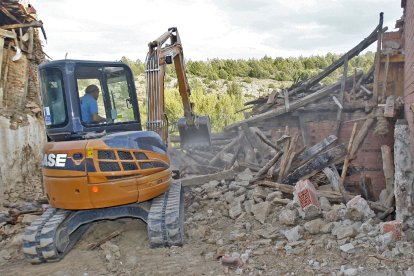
top-left (1, 184), bottom-right (414, 276)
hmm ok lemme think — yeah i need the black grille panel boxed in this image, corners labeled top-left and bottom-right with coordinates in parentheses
top-left (118, 151), bottom-right (133, 160)
top-left (107, 174), bottom-right (141, 180)
top-left (140, 162), bottom-right (153, 169)
top-left (140, 161), bottom-right (168, 169)
top-left (152, 162), bottom-right (169, 169)
top-left (99, 162), bottom-right (121, 172)
top-left (98, 150), bottom-right (116, 160)
top-left (134, 152), bottom-right (148, 160)
top-left (122, 162), bottom-right (138, 171)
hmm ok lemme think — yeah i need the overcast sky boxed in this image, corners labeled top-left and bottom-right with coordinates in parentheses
top-left (29, 0), bottom-right (402, 61)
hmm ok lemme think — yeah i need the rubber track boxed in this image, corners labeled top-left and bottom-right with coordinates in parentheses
top-left (148, 182), bottom-right (184, 248)
top-left (22, 208), bottom-right (88, 264)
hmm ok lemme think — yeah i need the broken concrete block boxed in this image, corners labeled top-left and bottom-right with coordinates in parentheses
top-left (382, 220), bottom-right (403, 241)
top-left (376, 232), bottom-right (394, 249)
top-left (301, 205), bottom-right (321, 220)
top-left (340, 243), bottom-right (355, 253)
top-left (229, 200), bottom-right (243, 219)
top-left (295, 180), bottom-right (320, 220)
top-left (266, 191), bottom-right (283, 202)
top-left (284, 225), bottom-right (303, 242)
top-left (319, 196), bottom-right (332, 211)
top-left (224, 191), bottom-right (235, 204)
top-left (252, 187), bottom-right (267, 203)
top-left (334, 225), bottom-right (357, 240)
top-left (234, 194), bottom-right (246, 204)
top-left (278, 209), bottom-right (298, 226)
top-left (304, 218), bottom-right (326, 235)
top-left (243, 199), bottom-right (254, 215)
top-left (346, 195), bottom-right (375, 221)
top-left (251, 202), bottom-right (270, 224)
top-left (202, 180), bottom-right (220, 192)
top-left (324, 204), bottom-right (346, 222)
top-left (236, 168), bottom-right (253, 182)
top-left (321, 222), bottom-right (335, 234)
top-left (21, 214), bottom-right (39, 225)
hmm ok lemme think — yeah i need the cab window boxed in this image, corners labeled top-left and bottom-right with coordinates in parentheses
top-left (40, 68), bottom-right (67, 127)
top-left (75, 65), bottom-right (137, 125)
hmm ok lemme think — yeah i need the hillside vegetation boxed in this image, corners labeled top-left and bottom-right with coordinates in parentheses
top-left (121, 52), bottom-right (375, 132)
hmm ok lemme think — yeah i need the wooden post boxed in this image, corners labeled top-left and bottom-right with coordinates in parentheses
top-left (394, 120), bottom-right (414, 220)
top-left (372, 22), bottom-right (384, 104)
top-left (381, 145), bottom-right (395, 195)
top-left (323, 165), bottom-right (341, 192)
top-left (0, 36), bottom-right (4, 108)
top-left (350, 118), bottom-right (375, 158)
top-left (335, 54), bottom-right (349, 137)
top-left (0, 29), bottom-right (15, 108)
top-left (380, 53), bottom-right (390, 103)
top-left (339, 123), bottom-right (358, 200)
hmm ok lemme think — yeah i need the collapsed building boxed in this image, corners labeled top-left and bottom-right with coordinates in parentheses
top-left (0, 0), bottom-right (46, 203)
top-left (171, 12), bottom-right (412, 222)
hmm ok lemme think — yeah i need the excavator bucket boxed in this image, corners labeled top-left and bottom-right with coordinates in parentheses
top-left (177, 116), bottom-right (211, 149)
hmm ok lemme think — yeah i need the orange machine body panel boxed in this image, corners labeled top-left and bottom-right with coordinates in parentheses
top-left (42, 136), bottom-right (172, 210)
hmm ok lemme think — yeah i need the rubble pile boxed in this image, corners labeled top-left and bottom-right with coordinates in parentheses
top-left (184, 172), bottom-right (414, 274)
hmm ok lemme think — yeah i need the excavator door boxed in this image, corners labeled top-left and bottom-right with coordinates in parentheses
top-left (177, 115), bottom-right (211, 149)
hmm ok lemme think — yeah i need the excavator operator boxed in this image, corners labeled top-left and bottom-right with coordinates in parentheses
top-left (80, 84), bottom-right (106, 123)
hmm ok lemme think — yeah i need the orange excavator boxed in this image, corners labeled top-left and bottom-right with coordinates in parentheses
top-left (22, 27), bottom-right (211, 263)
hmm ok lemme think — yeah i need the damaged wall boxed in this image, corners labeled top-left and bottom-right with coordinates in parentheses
top-left (0, 115), bottom-right (45, 203)
top-left (0, 1), bottom-right (46, 204)
top-left (403, 0), bottom-right (414, 159)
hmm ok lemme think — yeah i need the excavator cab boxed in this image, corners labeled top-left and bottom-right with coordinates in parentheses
top-left (40, 60), bottom-right (142, 142)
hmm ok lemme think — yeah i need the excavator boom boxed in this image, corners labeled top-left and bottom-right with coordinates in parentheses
top-left (145, 27), bottom-right (211, 148)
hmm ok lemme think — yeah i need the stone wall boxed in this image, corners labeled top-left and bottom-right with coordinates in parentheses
top-left (0, 115), bottom-right (45, 203)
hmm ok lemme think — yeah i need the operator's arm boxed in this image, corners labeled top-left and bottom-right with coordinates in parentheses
top-left (92, 113), bottom-right (107, 123)
top-left (90, 100), bottom-right (106, 123)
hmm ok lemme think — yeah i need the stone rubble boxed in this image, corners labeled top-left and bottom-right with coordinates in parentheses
top-left (183, 171), bottom-right (414, 275)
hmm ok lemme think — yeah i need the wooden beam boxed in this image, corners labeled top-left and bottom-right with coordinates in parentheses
top-left (372, 22), bottom-right (384, 104)
top-left (283, 144), bottom-right (347, 184)
top-left (384, 96), bottom-right (395, 117)
top-left (380, 53), bottom-right (390, 103)
top-left (277, 134), bottom-right (299, 182)
top-left (350, 118), bottom-right (375, 158)
top-left (380, 54), bottom-right (404, 63)
top-left (209, 132), bottom-right (243, 166)
top-left (181, 169), bottom-right (235, 187)
top-left (0, 29), bottom-right (16, 39)
top-left (242, 124), bottom-right (271, 160)
top-left (250, 151), bottom-right (283, 183)
top-left (225, 81), bottom-right (342, 130)
top-left (323, 165), bottom-right (341, 192)
top-left (291, 135), bottom-right (338, 170)
top-left (0, 21), bottom-right (43, 30)
top-left (381, 145), bottom-right (395, 195)
top-left (287, 13), bottom-right (384, 97)
top-left (335, 54), bottom-right (349, 137)
top-left (339, 123), bottom-right (358, 200)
